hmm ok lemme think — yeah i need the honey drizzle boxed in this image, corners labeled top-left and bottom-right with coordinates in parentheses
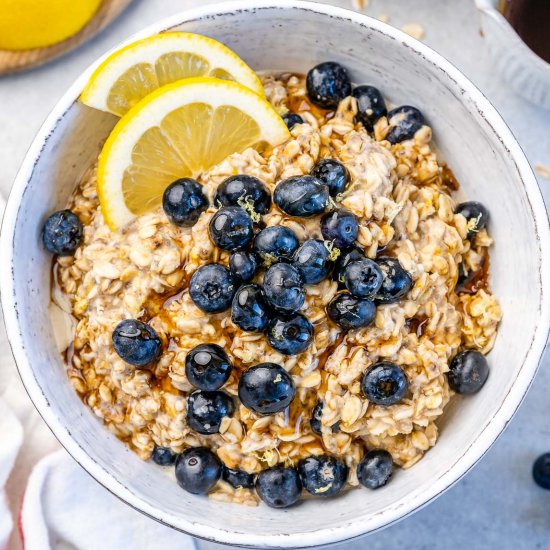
top-left (460, 250), bottom-right (490, 295)
top-left (441, 165), bottom-right (460, 192)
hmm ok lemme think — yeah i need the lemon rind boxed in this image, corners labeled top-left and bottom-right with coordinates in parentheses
top-left (81, 32), bottom-right (264, 113)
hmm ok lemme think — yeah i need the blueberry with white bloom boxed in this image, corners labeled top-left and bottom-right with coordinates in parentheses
top-left (293, 239), bottom-right (332, 285)
top-left (215, 174), bottom-right (271, 215)
top-left (42, 210), bottom-right (83, 256)
top-left (175, 447), bottom-right (222, 494)
top-left (374, 257), bottom-right (413, 304)
top-left (187, 391), bottom-right (234, 435)
top-left (238, 363), bottom-right (296, 415)
top-left (455, 201), bottom-right (489, 239)
top-left (256, 466), bottom-right (302, 508)
top-left (209, 206), bottom-right (253, 251)
top-left (263, 263), bottom-right (305, 313)
top-left (357, 449), bottom-right (393, 489)
top-left (189, 264), bottom-right (236, 313)
top-left (385, 105), bottom-right (425, 144)
top-left (253, 225), bottom-right (299, 265)
top-left (306, 62), bottom-right (352, 109)
top-left (327, 292), bottom-right (376, 330)
top-left (112, 319), bottom-right (162, 367)
top-left (298, 455), bottom-right (348, 497)
top-left (231, 284), bottom-right (271, 332)
top-left (265, 313), bottom-right (313, 355)
top-left (320, 209), bottom-right (358, 249)
top-left (344, 259), bottom-right (383, 299)
top-left (185, 343), bottom-right (232, 391)
top-left (162, 178), bottom-right (208, 227)
top-left (352, 85), bottom-right (387, 132)
top-left (274, 175), bottom-right (329, 217)
top-left (361, 362), bottom-right (408, 406)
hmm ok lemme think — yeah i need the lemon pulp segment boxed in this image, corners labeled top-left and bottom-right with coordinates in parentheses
top-left (121, 104), bottom-right (262, 215)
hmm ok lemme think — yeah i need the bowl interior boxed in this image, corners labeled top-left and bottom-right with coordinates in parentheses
top-left (3, 3), bottom-right (548, 547)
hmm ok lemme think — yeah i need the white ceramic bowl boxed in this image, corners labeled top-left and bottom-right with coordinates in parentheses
top-left (2, 1), bottom-right (550, 547)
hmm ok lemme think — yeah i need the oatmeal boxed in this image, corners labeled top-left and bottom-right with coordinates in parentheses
top-left (49, 61), bottom-right (501, 507)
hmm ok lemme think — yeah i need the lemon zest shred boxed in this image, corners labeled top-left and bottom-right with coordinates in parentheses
top-left (323, 240), bottom-right (341, 261)
top-left (237, 195), bottom-right (261, 222)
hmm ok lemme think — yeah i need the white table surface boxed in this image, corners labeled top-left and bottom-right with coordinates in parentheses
top-left (1, 1), bottom-right (549, 549)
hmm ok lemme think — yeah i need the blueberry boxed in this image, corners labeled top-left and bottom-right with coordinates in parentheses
top-left (189, 264), bottom-right (236, 313)
top-left (374, 257), bottom-right (413, 304)
top-left (333, 246), bottom-right (366, 284)
top-left (229, 251), bottom-right (258, 284)
top-left (175, 447), bottom-right (222, 494)
top-left (311, 159), bottom-right (350, 197)
top-left (273, 175), bottom-right (329, 217)
top-left (282, 112), bottom-right (304, 130)
top-left (456, 262), bottom-right (474, 293)
top-left (253, 225), bottom-right (299, 265)
top-left (533, 453), bottom-right (550, 490)
top-left (306, 61), bottom-right (352, 109)
top-left (185, 343), bottom-right (232, 391)
top-left (162, 178), bottom-right (208, 227)
top-left (187, 391), bottom-right (234, 435)
top-left (310, 402), bottom-right (340, 435)
top-left (42, 210), bottom-right (83, 256)
top-left (352, 85), bottom-right (387, 132)
top-left (344, 259), bottom-right (383, 299)
top-left (447, 350), bottom-right (489, 394)
top-left (209, 206), bottom-right (253, 251)
top-left (215, 174), bottom-right (271, 215)
top-left (455, 201), bottom-right (489, 239)
top-left (320, 209), bottom-right (358, 249)
top-left (293, 239), bottom-right (331, 284)
top-left (385, 106), bottom-right (425, 144)
top-left (151, 446), bottom-right (177, 466)
top-left (310, 402), bottom-right (324, 435)
top-left (112, 319), bottom-right (162, 367)
top-left (298, 455), bottom-right (348, 497)
top-left (255, 466), bottom-right (302, 508)
top-left (238, 363), bottom-right (296, 414)
top-left (265, 313), bottom-right (313, 355)
top-left (263, 263), bottom-right (304, 313)
top-left (357, 449), bottom-right (393, 489)
top-left (327, 292), bottom-right (376, 330)
top-left (361, 362), bottom-right (408, 406)
top-left (231, 284), bottom-right (271, 332)
top-left (223, 467), bottom-right (256, 489)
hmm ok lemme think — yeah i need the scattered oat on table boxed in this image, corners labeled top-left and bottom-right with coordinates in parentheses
top-left (401, 22), bottom-right (425, 40)
top-left (534, 163), bottom-right (550, 179)
top-left (351, 0), bottom-right (369, 11)
top-left (377, 14), bottom-right (390, 23)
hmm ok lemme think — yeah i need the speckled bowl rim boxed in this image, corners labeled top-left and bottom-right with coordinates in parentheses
top-left (2, 1), bottom-right (550, 548)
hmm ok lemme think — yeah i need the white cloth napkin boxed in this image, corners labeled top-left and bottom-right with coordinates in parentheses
top-left (19, 451), bottom-right (197, 550)
top-left (0, 400), bottom-right (23, 550)
top-left (0, 396), bottom-right (198, 550)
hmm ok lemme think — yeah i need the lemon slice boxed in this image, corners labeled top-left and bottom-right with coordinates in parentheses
top-left (97, 77), bottom-right (290, 230)
top-left (81, 32), bottom-right (264, 116)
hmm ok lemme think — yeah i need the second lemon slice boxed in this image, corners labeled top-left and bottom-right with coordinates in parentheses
top-left (97, 77), bottom-right (289, 230)
top-left (81, 32), bottom-right (264, 116)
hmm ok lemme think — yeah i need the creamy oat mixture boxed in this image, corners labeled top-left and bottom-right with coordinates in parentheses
top-left (54, 73), bottom-right (502, 505)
